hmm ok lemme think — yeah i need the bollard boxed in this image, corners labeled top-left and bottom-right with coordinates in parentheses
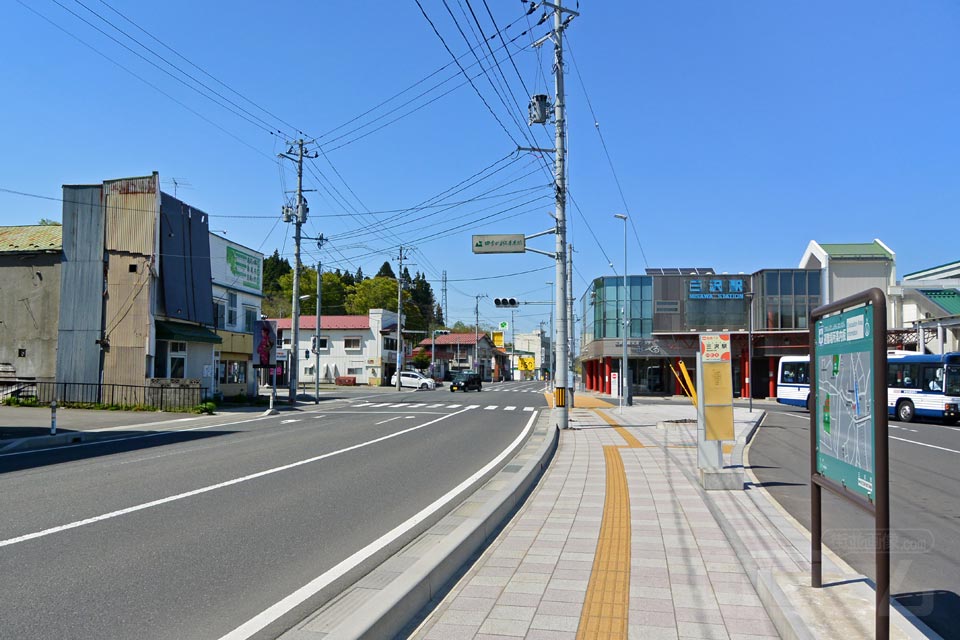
top-left (50, 400), bottom-right (57, 436)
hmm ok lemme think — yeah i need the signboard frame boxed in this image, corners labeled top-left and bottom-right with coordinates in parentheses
top-left (809, 288), bottom-right (889, 639)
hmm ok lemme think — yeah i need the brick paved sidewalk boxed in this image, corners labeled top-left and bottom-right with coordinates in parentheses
top-left (410, 406), bottom-right (781, 639)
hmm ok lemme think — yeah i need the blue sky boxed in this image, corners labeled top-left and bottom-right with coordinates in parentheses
top-left (1, 1), bottom-right (956, 335)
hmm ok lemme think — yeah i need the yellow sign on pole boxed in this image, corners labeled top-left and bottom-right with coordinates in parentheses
top-left (699, 334), bottom-right (734, 441)
top-left (492, 331), bottom-right (504, 348)
top-left (518, 356), bottom-right (535, 371)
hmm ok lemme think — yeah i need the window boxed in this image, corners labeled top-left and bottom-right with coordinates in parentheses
top-left (218, 360), bottom-right (246, 384)
top-left (347, 367), bottom-right (363, 375)
top-left (344, 337), bottom-right (362, 350)
top-left (214, 301), bottom-right (226, 329)
top-left (317, 337), bottom-right (329, 350)
top-left (383, 337), bottom-right (397, 351)
top-left (780, 361), bottom-right (809, 384)
top-left (169, 341), bottom-right (187, 379)
top-left (227, 292), bottom-right (238, 326)
top-left (244, 306), bottom-right (258, 333)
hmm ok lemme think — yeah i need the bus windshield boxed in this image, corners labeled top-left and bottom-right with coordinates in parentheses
top-left (945, 365), bottom-right (960, 396)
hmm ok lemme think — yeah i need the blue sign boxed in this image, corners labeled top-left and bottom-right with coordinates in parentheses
top-left (688, 278), bottom-right (745, 300)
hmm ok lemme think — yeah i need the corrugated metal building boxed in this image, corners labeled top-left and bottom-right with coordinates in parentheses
top-left (57, 173), bottom-right (221, 397)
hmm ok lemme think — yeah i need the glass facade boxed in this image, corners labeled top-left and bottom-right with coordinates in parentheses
top-left (755, 269), bottom-right (821, 330)
top-left (581, 275), bottom-right (654, 346)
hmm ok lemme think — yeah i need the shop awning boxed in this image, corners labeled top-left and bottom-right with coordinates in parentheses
top-left (156, 320), bottom-right (222, 344)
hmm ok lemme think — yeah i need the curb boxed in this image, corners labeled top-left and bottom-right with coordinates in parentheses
top-left (274, 409), bottom-right (560, 640)
top-left (0, 430), bottom-right (105, 454)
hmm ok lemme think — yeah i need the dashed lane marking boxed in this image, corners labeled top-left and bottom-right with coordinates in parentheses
top-left (504, 406), bottom-right (516, 411)
top-left (484, 406), bottom-right (497, 410)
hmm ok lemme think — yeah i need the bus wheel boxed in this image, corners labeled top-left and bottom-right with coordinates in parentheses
top-left (896, 400), bottom-right (915, 423)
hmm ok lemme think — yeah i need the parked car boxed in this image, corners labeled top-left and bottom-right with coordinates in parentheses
top-left (390, 371), bottom-right (436, 390)
top-left (450, 372), bottom-right (482, 392)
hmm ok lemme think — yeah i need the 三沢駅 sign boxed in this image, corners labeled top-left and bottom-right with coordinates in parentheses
top-left (472, 234), bottom-right (525, 254)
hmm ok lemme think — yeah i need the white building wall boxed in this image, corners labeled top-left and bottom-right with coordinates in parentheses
top-left (294, 309), bottom-right (398, 386)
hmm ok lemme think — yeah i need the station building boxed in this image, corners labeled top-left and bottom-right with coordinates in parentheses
top-left (578, 239), bottom-right (957, 399)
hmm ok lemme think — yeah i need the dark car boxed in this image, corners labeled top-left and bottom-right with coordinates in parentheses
top-left (450, 372), bottom-right (482, 392)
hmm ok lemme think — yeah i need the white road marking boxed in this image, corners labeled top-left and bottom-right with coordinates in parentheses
top-left (407, 404), bottom-right (426, 408)
top-left (484, 405), bottom-right (497, 410)
top-left (466, 405), bottom-right (480, 410)
top-left (218, 409), bottom-right (539, 640)
top-left (890, 436), bottom-right (960, 455)
top-left (280, 419), bottom-right (300, 424)
top-left (523, 407), bottom-right (535, 412)
top-left (504, 406), bottom-right (516, 411)
top-left (367, 403), bottom-right (391, 408)
top-left (388, 403), bottom-right (407, 408)
top-left (91, 416), bottom-right (200, 432)
top-left (376, 417), bottom-right (401, 425)
top-left (314, 415), bottom-right (325, 419)
top-left (351, 403), bottom-right (374, 408)
top-left (446, 404), bottom-right (462, 409)
top-left (0, 413), bottom-right (286, 458)
top-left (426, 404), bottom-right (443, 408)
top-left (0, 407), bottom-right (476, 549)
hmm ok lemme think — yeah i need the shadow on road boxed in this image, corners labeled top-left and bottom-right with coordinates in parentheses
top-left (0, 429), bottom-right (237, 475)
top-left (895, 590), bottom-right (960, 640)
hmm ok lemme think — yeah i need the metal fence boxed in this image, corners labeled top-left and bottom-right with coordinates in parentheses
top-left (0, 380), bottom-right (207, 412)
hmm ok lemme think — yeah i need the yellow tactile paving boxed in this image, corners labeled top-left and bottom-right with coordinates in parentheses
top-left (576, 444), bottom-right (631, 640)
top-left (576, 410), bottom-right (646, 639)
top-left (594, 409), bottom-right (644, 448)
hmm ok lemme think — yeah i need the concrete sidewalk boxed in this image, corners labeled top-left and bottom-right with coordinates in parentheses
top-left (403, 402), bottom-right (938, 640)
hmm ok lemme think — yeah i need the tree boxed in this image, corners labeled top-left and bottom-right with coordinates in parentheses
top-left (434, 303), bottom-right (445, 327)
top-left (345, 276), bottom-right (400, 315)
top-left (376, 261), bottom-right (395, 279)
top-left (38, 218), bottom-right (61, 226)
top-left (411, 350), bottom-right (431, 373)
top-left (261, 250), bottom-right (292, 316)
top-left (354, 266), bottom-right (365, 282)
top-left (409, 272), bottom-right (436, 328)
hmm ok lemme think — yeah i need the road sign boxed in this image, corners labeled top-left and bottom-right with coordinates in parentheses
top-left (472, 234), bottom-right (525, 254)
top-left (499, 321), bottom-right (508, 330)
top-left (492, 331), bottom-right (504, 348)
top-left (518, 356), bottom-right (535, 371)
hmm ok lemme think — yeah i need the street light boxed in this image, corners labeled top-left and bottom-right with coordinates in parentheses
top-left (744, 291), bottom-right (755, 413)
top-left (614, 214), bottom-right (630, 409)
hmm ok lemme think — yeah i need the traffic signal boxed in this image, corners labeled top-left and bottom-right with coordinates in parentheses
top-left (435, 329), bottom-right (450, 336)
top-left (310, 336), bottom-right (318, 354)
top-left (494, 297), bottom-right (519, 308)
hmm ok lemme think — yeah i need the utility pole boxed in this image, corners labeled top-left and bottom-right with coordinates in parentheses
top-left (568, 244), bottom-right (575, 389)
top-left (279, 139), bottom-right (317, 403)
top-left (314, 250), bottom-right (323, 404)
top-left (474, 294), bottom-right (487, 375)
top-left (395, 246), bottom-right (407, 391)
top-left (442, 270), bottom-right (448, 327)
top-left (550, 0), bottom-right (575, 428)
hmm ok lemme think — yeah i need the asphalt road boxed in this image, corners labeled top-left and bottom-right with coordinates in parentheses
top-left (750, 405), bottom-right (960, 639)
top-left (0, 380), bottom-right (548, 640)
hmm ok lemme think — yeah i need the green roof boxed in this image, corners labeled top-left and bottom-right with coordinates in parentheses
top-left (920, 289), bottom-right (960, 316)
top-left (0, 225), bottom-right (62, 253)
top-left (818, 241), bottom-right (893, 259)
top-left (903, 260), bottom-right (960, 280)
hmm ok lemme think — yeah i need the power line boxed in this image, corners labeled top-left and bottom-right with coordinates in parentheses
top-left (566, 37), bottom-right (650, 268)
top-left (414, 0), bottom-right (520, 146)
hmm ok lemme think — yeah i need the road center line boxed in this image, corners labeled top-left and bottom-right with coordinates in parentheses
top-left (0, 407), bottom-right (476, 549)
top-left (218, 409), bottom-right (539, 640)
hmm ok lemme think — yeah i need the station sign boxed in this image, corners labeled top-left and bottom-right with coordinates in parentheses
top-left (472, 234), bottom-right (525, 254)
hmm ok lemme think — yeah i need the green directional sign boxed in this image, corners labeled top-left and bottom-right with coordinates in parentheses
top-left (814, 305), bottom-right (875, 500)
top-left (499, 321), bottom-right (509, 330)
top-left (472, 234), bottom-right (525, 254)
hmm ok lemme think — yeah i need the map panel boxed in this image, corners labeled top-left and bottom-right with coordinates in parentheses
top-left (814, 306), bottom-right (876, 501)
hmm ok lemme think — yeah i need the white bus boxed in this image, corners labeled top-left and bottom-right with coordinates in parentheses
top-left (775, 352), bottom-right (960, 424)
top-left (776, 355), bottom-right (811, 410)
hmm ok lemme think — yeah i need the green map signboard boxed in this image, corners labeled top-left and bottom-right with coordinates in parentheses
top-left (814, 305), bottom-right (875, 501)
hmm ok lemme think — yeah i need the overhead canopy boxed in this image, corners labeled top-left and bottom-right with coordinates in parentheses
top-left (155, 320), bottom-right (222, 344)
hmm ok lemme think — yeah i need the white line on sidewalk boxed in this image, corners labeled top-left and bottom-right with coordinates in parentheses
top-left (0, 407), bottom-right (476, 549)
top-left (890, 436), bottom-right (960, 455)
top-left (218, 409), bottom-right (539, 640)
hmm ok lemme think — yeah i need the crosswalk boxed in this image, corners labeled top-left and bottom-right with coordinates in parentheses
top-left (348, 401), bottom-right (538, 413)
